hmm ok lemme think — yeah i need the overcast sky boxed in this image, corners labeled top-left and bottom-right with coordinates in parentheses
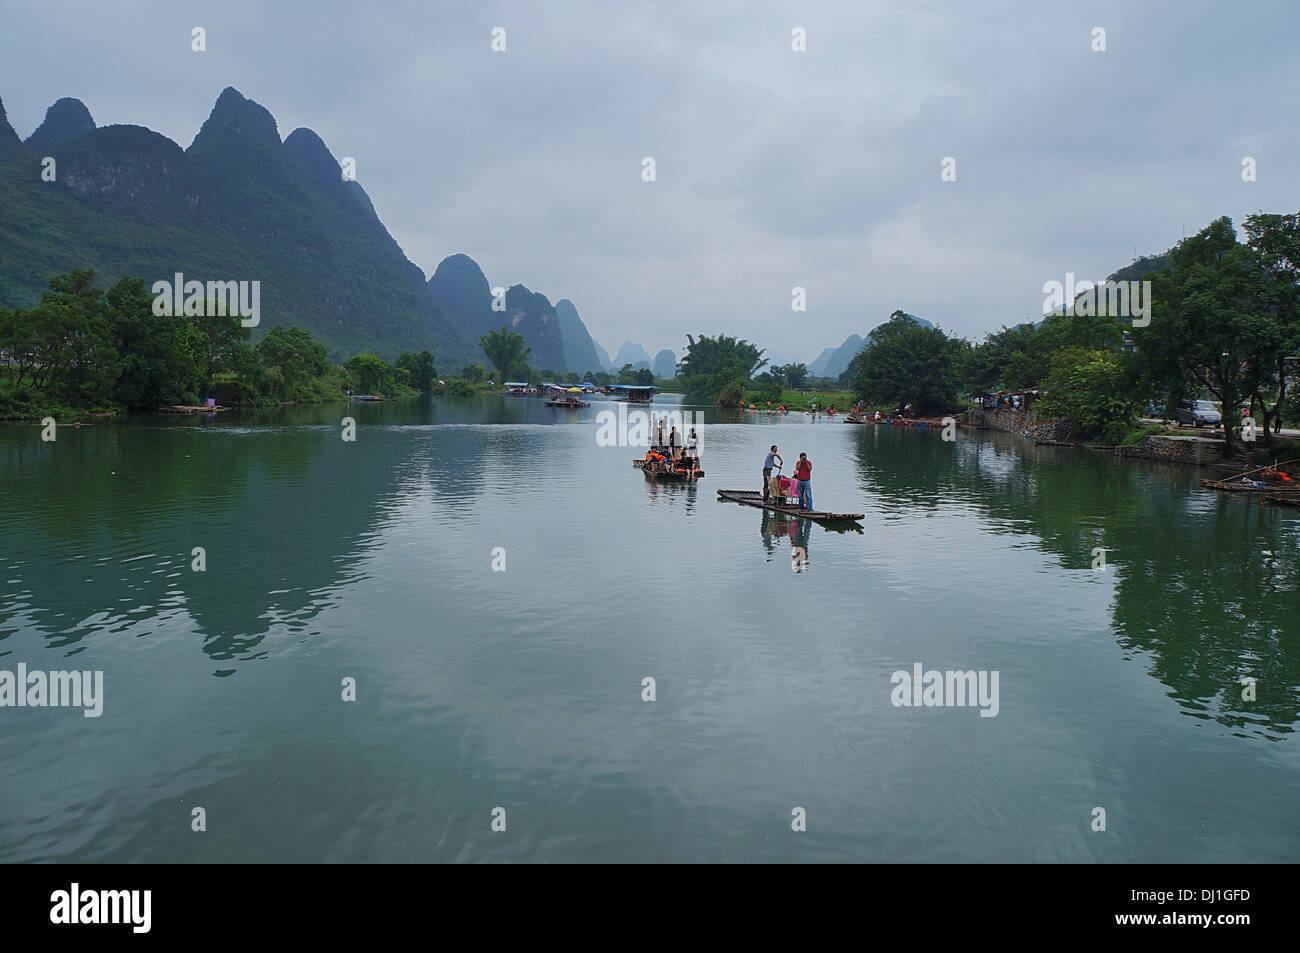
top-left (4, 0), bottom-right (1299, 363)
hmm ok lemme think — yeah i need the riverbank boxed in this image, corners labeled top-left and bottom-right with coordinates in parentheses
top-left (970, 405), bottom-right (1300, 471)
top-left (735, 388), bottom-right (856, 412)
top-left (0, 393), bottom-right (356, 422)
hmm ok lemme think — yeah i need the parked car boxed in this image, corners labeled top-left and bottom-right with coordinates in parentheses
top-left (1174, 399), bottom-right (1222, 428)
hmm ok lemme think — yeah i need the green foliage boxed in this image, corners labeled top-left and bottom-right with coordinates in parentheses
top-left (343, 352), bottom-right (391, 394)
top-left (678, 333), bottom-right (767, 402)
top-left (395, 350), bottom-right (436, 391)
top-left (0, 95), bottom-right (459, 365)
top-left (480, 328), bottom-right (531, 381)
top-left (617, 363), bottom-right (655, 386)
top-left (461, 363), bottom-right (485, 383)
top-left (770, 362), bottom-right (809, 389)
top-left (0, 269), bottom-right (386, 417)
top-left (443, 378), bottom-right (475, 396)
top-left (257, 326), bottom-right (329, 397)
top-left (716, 378), bottom-right (747, 408)
top-left (1034, 348), bottom-right (1140, 443)
top-left (851, 311), bottom-right (959, 414)
top-left (752, 372), bottom-right (784, 403)
top-left (1133, 217), bottom-right (1284, 451)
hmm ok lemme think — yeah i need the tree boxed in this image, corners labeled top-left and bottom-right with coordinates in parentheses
top-left (480, 328), bottom-right (531, 381)
top-left (617, 363), bottom-right (655, 386)
top-left (1242, 212), bottom-right (1300, 441)
top-left (753, 371), bottom-right (784, 403)
top-left (16, 270), bottom-right (119, 404)
top-left (774, 362), bottom-right (808, 389)
top-left (258, 326), bottom-right (329, 393)
top-left (851, 311), bottom-right (957, 414)
top-left (395, 350), bottom-right (436, 391)
top-left (677, 333), bottom-right (767, 402)
top-left (1034, 348), bottom-right (1139, 443)
top-left (344, 352), bottom-right (391, 394)
top-left (1134, 217), bottom-right (1279, 454)
top-left (104, 276), bottom-right (201, 407)
top-left (461, 363), bottom-right (485, 383)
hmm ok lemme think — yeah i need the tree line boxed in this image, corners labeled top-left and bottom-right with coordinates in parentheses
top-left (677, 213), bottom-right (1300, 450)
top-left (0, 270), bottom-right (438, 417)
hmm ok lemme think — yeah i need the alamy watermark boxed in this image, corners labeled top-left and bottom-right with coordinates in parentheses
top-left (50, 883), bottom-right (150, 933)
top-left (1043, 273), bottom-right (1150, 327)
top-left (152, 273), bottom-right (260, 327)
top-left (890, 663), bottom-right (999, 717)
top-left (0, 664), bottom-right (103, 717)
top-left (595, 405), bottom-right (705, 448)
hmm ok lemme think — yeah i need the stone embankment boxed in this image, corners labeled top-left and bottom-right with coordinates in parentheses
top-left (968, 407), bottom-right (1075, 443)
top-left (1112, 435), bottom-right (1223, 464)
top-left (969, 407), bottom-right (1225, 464)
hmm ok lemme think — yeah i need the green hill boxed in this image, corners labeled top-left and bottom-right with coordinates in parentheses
top-left (0, 87), bottom-right (472, 365)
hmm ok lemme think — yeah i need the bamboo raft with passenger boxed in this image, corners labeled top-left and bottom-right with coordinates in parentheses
top-left (634, 451), bottom-right (703, 482)
top-left (716, 489), bottom-right (863, 524)
top-left (1200, 458), bottom-right (1300, 494)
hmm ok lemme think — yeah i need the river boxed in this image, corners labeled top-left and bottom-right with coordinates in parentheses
top-left (1, 394), bottom-right (1297, 861)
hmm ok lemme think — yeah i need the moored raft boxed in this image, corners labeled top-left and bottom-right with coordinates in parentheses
top-left (1263, 492), bottom-right (1300, 509)
top-left (717, 488), bottom-right (863, 523)
top-left (1201, 458), bottom-right (1300, 493)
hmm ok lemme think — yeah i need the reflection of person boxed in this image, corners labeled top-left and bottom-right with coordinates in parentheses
top-left (791, 516), bottom-right (810, 571)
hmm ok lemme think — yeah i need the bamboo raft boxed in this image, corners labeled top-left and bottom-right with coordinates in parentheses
top-left (1263, 493), bottom-right (1300, 509)
top-left (717, 489), bottom-right (864, 523)
top-left (843, 415), bottom-right (950, 428)
top-left (634, 459), bottom-right (703, 482)
top-left (1200, 458), bottom-right (1300, 494)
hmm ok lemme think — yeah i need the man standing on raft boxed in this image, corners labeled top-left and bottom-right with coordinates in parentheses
top-left (763, 445), bottom-right (782, 501)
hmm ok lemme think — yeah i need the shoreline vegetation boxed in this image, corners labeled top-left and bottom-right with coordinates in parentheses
top-left (675, 213), bottom-right (1300, 459)
top-left (9, 209), bottom-right (1300, 463)
top-left (0, 270), bottom-right (437, 421)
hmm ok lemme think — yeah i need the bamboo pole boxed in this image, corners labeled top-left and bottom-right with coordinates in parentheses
top-left (1216, 456), bottom-right (1300, 484)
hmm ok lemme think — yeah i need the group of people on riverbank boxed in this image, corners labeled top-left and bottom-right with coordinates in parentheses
top-left (762, 445), bottom-right (814, 511)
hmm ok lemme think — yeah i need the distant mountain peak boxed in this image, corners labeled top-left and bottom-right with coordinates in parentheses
top-left (24, 97), bottom-right (95, 154)
top-left (0, 95), bottom-right (22, 153)
top-left (189, 87), bottom-right (281, 152)
top-left (613, 340), bottom-right (653, 369)
top-left (283, 126), bottom-right (330, 154)
top-left (429, 253), bottom-right (491, 313)
top-left (283, 126), bottom-right (343, 183)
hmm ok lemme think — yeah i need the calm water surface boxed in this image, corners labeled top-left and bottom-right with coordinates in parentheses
top-left (1, 395), bottom-right (1298, 862)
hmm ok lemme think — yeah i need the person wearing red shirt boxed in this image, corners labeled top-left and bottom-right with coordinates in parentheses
top-left (794, 453), bottom-right (813, 511)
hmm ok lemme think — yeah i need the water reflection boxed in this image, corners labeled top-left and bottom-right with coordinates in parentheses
top-left (760, 510), bottom-right (813, 569)
top-left (852, 426), bottom-right (1300, 738)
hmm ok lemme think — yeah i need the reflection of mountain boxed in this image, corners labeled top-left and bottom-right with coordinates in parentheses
top-left (0, 402), bottom-right (506, 669)
top-left (851, 427), bottom-right (1300, 736)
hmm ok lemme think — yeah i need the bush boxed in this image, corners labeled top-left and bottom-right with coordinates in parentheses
top-left (1035, 348), bottom-right (1140, 444)
top-left (716, 379), bottom-right (746, 407)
